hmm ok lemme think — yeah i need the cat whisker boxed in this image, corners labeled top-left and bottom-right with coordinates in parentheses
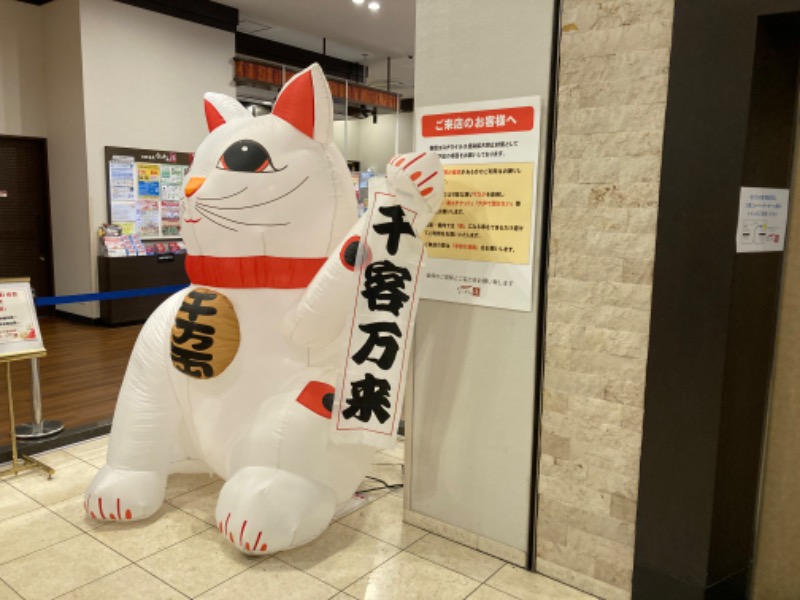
top-left (203, 177), bottom-right (309, 211)
top-left (194, 205), bottom-right (290, 228)
top-left (194, 205), bottom-right (239, 232)
top-left (196, 187), bottom-right (248, 201)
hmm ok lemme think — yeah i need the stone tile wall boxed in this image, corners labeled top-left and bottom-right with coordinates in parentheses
top-left (536, 1), bottom-right (675, 598)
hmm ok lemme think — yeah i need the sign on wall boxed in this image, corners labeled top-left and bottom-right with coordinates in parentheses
top-left (0, 279), bottom-right (45, 360)
top-left (415, 97), bottom-right (541, 311)
top-left (105, 146), bottom-right (192, 239)
top-left (736, 187), bottom-right (791, 253)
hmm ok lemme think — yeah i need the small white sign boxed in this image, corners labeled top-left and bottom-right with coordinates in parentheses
top-left (736, 187), bottom-right (790, 253)
top-left (0, 279), bottom-right (45, 360)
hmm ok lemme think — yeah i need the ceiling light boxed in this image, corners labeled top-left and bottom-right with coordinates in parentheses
top-left (368, 1), bottom-right (380, 10)
top-left (352, 0), bottom-right (365, 4)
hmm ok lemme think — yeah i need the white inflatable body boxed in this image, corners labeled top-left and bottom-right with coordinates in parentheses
top-left (85, 64), bottom-right (444, 555)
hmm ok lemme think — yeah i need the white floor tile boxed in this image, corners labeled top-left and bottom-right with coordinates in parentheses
top-left (58, 564), bottom-right (185, 600)
top-left (278, 522), bottom-right (401, 589)
top-left (0, 482), bottom-right (40, 522)
top-left (0, 579), bottom-right (23, 600)
top-left (138, 528), bottom-right (262, 597)
top-left (0, 535), bottom-right (129, 600)
top-left (88, 504), bottom-right (210, 561)
top-left (167, 479), bottom-right (224, 526)
top-left (196, 558), bottom-right (337, 599)
top-left (0, 507), bottom-right (81, 565)
top-left (339, 494), bottom-right (426, 549)
top-left (345, 552), bottom-right (480, 600)
top-left (406, 533), bottom-right (505, 582)
top-left (6, 459), bottom-right (98, 507)
top-left (487, 565), bottom-right (597, 599)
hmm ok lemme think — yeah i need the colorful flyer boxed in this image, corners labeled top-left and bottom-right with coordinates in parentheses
top-left (136, 199), bottom-right (160, 237)
top-left (161, 201), bottom-right (181, 236)
top-left (137, 163), bottom-right (161, 198)
top-left (109, 161), bottom-right (136, 202)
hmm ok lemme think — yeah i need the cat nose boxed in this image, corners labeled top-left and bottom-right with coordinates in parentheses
top-left (184, 177), bottom-right (206, 197)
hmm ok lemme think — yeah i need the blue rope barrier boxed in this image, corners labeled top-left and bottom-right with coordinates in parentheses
top-left (34, 284), bottom-right (188, 307)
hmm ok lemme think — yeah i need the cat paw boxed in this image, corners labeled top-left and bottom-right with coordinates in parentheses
top-left (215, 466), bottom-right (336, 555)
top-left (85, 465), bottom-right (167, 521)
top-left (386, 152), bottom-right (445, 216)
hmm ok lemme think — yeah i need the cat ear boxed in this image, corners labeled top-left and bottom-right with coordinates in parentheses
top-left (203, 93), bottom-right (251, 132)
top-left (271, 63), bottom-right (333, 144)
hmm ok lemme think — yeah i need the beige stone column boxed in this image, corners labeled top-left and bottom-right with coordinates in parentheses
top-left (536, 2), bottom-right (675, 599)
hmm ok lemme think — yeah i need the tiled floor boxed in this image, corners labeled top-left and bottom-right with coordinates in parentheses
top-left (0, 437), bottom-right (595, 599)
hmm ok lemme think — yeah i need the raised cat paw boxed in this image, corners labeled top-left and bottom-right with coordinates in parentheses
top-left (386, 152), bottom-right (445, 216)
top-left (215, 466), bottom-right (336, 555)
top-left (85, 465), bottom-right (167, 521)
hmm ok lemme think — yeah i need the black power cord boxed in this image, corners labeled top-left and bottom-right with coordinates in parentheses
top-left (358, 473), bottom-right (404, 494)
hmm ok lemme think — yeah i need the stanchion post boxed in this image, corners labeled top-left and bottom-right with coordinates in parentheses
top-left (15, 357), bottom-right (65, 439)
top-left (15, 288), bottom-right (64, 440)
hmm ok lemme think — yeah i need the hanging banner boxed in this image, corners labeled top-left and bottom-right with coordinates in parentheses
top-left (0, 279), bottom-right (46, 360)
top-left (416, 96), bottom-right (541, 311)
top-left (333, 192), bottom-right (425, 449)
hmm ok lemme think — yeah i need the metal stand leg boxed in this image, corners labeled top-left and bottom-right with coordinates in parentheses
top-left (1, 361), bottom-right (55, 479)
top-left (15, 357), bottom-right (64, 439)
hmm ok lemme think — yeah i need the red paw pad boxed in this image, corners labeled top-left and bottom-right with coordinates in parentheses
top-left (87, 496), bottom-right (129, 521)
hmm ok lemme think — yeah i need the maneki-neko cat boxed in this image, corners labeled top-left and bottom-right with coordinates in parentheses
top-left (85, 64), bottom-right (444, 554)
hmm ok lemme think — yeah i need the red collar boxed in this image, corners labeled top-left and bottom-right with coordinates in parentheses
top-left (185, 254), bottom-right (326, 289)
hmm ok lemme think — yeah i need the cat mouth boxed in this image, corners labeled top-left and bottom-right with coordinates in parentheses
top-left (184, 217), bottom-right (201, 223)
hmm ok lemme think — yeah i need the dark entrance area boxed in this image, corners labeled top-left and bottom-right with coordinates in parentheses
top-left (0, 135), bottom-right (54, 307)
top-left (634, 4), bottom-right (800, 599)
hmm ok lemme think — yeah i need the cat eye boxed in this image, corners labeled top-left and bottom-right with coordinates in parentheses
top-left (217, 140), bottom-right (285, 173)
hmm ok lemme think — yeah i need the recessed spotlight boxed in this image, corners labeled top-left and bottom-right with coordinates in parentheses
top-left (368, 1), bottom-right (380, 10)
top-left (352, 0), bottom-right (365, 4)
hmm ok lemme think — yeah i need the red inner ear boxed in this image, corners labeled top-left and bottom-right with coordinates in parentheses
top-left (204, 100), bottom-right (226, 132)
top-left (271, 71), bottom-right (315, 138)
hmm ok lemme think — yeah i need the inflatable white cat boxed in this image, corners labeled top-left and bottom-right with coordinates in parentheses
top-left (85, 64), bottom-right (443, 555)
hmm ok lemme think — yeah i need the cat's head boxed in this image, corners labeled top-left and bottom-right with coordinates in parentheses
top-left (181, 64), bottom-right (355, 259)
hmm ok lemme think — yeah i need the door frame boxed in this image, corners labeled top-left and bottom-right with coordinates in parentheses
top-left (0, 134), bottom-right (55, 311)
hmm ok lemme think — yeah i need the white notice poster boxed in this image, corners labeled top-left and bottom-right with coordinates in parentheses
top-left (736, 187), bottom-right (790, 253)
top-left (0, 279), bottom-right (45, 360)
top-left (416, 96), bottom-right (542, 311)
